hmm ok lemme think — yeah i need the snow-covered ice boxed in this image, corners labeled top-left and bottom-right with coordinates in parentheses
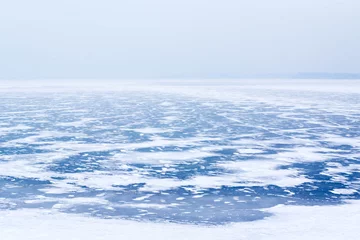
top-left (0, 79), bottom-right (359, 238)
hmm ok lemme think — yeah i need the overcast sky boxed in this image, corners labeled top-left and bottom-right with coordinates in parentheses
top-left (1, 0), bottom-right (359, 79)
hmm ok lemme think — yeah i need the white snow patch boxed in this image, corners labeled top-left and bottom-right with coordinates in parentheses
top-left (56, 118), bottom-right (97, 127)
top-left (331, 189), bottom-right (357, 195)
top-left (112, 150), bottom-right (216, 165)
top-left (1, 201), bottom-right (360, 240)
top-left (217, 160), bottom-right (310, 187)
top-left (237, 148), bottom-right (263, 154)
top-left (129, 127), bottom-right (175, 134)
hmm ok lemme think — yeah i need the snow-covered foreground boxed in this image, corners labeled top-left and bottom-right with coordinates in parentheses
top-left (2, 201), bottom-right (360, 240)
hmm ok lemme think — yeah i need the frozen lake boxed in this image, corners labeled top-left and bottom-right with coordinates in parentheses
top-left (1, 80), bottom-right (360, 239)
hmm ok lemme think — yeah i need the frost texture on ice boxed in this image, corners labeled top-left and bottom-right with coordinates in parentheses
top-left (0, 80), bottom-right (360, 233)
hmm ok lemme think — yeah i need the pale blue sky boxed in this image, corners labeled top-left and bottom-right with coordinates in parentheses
top-left (0, 0), bottom-right (359, 79)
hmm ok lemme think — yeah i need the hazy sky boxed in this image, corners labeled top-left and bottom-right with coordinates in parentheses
top-left (1, 0), bottom-right (359, 79)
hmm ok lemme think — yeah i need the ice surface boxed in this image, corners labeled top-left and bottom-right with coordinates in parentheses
top-left (0, 79), bottom-right (360, 238)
